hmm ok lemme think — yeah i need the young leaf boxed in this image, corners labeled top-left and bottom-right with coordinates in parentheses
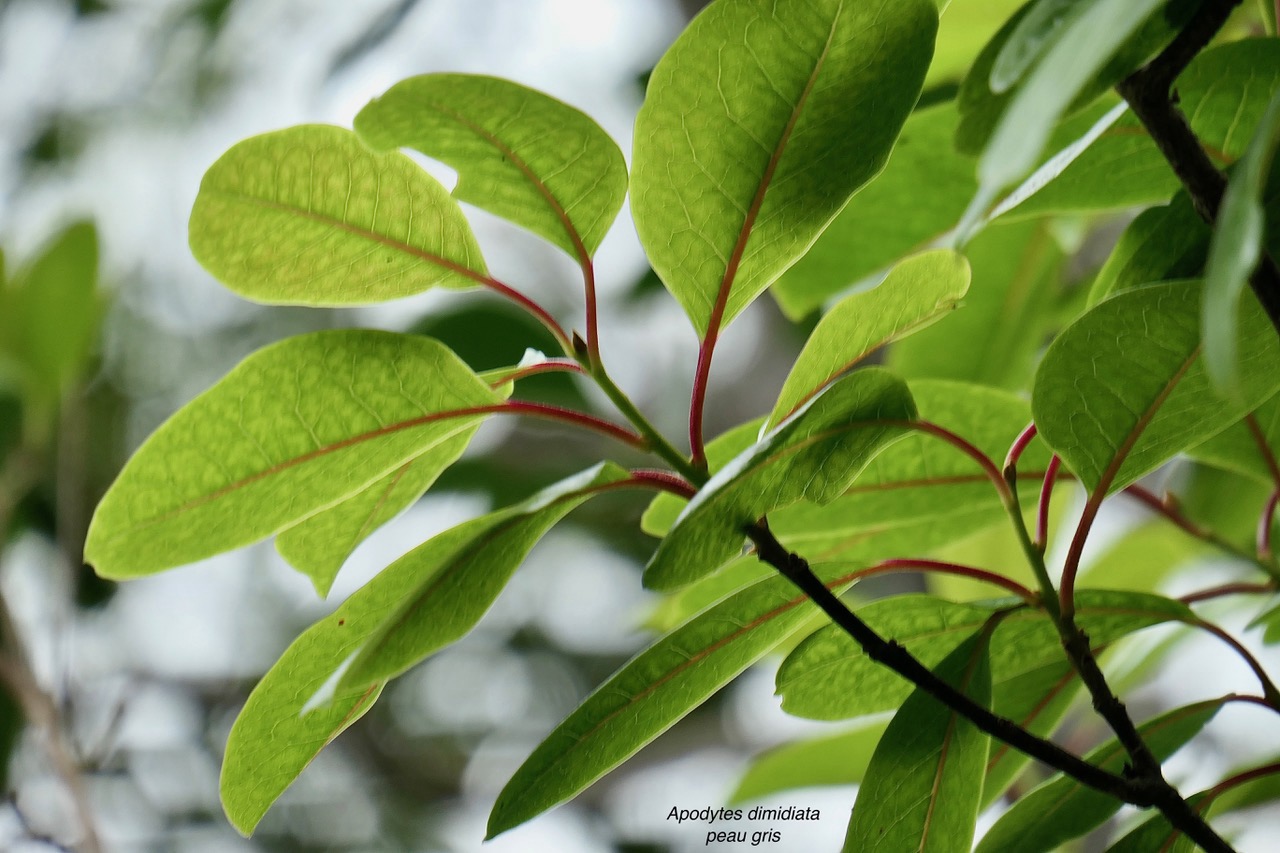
top-left (189, 125), bottom-right (486, 305)
top-left (768, 251), bottom-right (971, 427)
top-left (974, 699), bottom-right (1224, 853)
top-left (85, 330), bottom-right (503, 578)
top-left (730, 718), bottom-right (889, 804)
top-left (630, 0), bottom-right (938, 336)
top-left (354, 73), bottom-right (627, 259)
top-left (1203, 89), bottom-right (1280, 392)
top-left (487, 564), bottom-right (855, 839)
top-left (1032, 281), bottom-right (1280, 495)
top-left (644, 368), bottom-right (916, 591)
top-left (771, 102), bottom-right (976, 319)
top-left (844, 632), bottom-right (992, 853)
top-left (778, 590), bottom-right (1191, 721)
top-left (336, 462), bottom-right (628, 689)
top-left (274, 438), bottom-right (477, 597)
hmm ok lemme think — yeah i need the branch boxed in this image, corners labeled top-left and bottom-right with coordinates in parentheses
top-left (1115, 0), bottom-right (1280, 333)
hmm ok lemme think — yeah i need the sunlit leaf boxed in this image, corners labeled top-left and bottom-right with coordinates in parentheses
top-left (355, 73), bottom-right (627, 258)
top-left (337, 463), bottom-right (628, 689)
top-left (487, 563), bottom-right (855, 838)
top-left (769, 251), bottom-right (970, 427)
top-left (778, 590), bottom-right (1190, 721)
top-left (189, 125), bottom-right (486, 305)
top-left (975, 699), bottom-right (1223, 853)
top-left (844, 632), bottom-right (992, 853)
top-left (771, 103), bottom-right (976, 319)
top-left (85, 331), bottom-right (502, 578)
top-left (631, 0), bottom-right (937, 335)
top-left (1203, 89), bottom-right (1280, 392)
top-left (1032, 281), bottom-right (1280, 494)
top-left (644, 369), bottom-right (915, 591)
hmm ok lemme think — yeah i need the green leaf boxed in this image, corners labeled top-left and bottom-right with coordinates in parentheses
top-left (975, 699), bottom-right (1223, 853)
top-left (189, 125), bottom-right (486, 305)
top-left (1187, 396), bottom-right (1280, 483)
top-left (1203, 88), bottom-right (1280, 392)
top-left (730, 718), bottom-right (890, 804)
top-left (982, 657), bottom-right (1081, 806)
top-left (337, 463), bottom-right (627, 689)
top-left (1088, 191), bottom-right (1211, 305)
top-left (844, 632), bottom-right (992, 853)
top-left (769, 251), bottom-right (970, 427)
top-left (1032, 281), bottom-right (1280, 494)
top-left (487, 564), bottom-right (852, 839)
top-left (274, 441), bottom-right (475, 597)
top-left (769, 379), bottom-right (1050, 561)
top-left (2, 221), bottom-right (101, 405)
top-left (630, 0), bottom-right (938, 335)
top-left (644, 368), bottom-right (916, 591)
top-left (640, 418), bottom-right (764, 539)
top-left (965, 0), bottom-right (1171, 228)
top-left (777, 590), bottom-right (1190, 721)
top-left (1008, 39), bottom-right (1280, 217)
top-left (889, 219), bottom-right (1064, 390)
top-left (85, 330), bottom-right (502, 578)
top-left (1102, 794), bottom-right (1210, 853)
top-left (354, 73), bottom-right (627, 258)
top-left (643, 556), bottom-right (773, 633)
top-left (771, 102), bottom-right (976, 319)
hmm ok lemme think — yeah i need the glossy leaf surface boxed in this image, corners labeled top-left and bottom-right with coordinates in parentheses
top-left (355, 73), bottom-right (627, 258)
top-left (631, 0), bottom-right (937, 334)
top-left (189, 125), bottom-right (485, 305)
top-left (1033, 281), bottom-right (1280, 494)
top-left (86, 331), bottom-right (502, 577)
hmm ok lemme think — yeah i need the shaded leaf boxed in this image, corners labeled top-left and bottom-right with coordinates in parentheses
top-left (771, 102), bottom-right (976, 319)
top-left (769, 250), bottom-right (970, 427)
top-left (487, 563), bottom-right (855, 838)
top-left (85, 331), bottom-right (502, 578)
top-left (730, 718), bottom-right (889, 804)
top-left (777, 590), bottom-right (1190, 721)
top-left (844, 632), bottom-right (992, 853)
top-left (189, 125), bottom-right (486, 305)
top-left (1032, 281), bottom-right (1280, 494)
top-left (355, 73), bottom-right (627, 258)
top-left (338, 463), bottom-right (627, 689)
top-left (631, 0), bottom-right (937, 335)
top-left (975, 699), bottom-right (1223, 853)
top-left (1187, 396), bottom-right (1280, 484)
top-left (1203, 88), bottom-right (1280, 392)
top-left (644, 368), bottom-right (916, 591)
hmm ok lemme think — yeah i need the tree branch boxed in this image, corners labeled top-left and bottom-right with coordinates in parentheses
top-left (1115, 0), bottom-right (1280, 333)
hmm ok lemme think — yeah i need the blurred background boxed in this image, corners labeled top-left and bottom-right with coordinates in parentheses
top-left (1, 0), bottom-right (1279, 851)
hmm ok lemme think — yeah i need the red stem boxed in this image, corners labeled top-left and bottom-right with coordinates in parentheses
top-left (1180, 582), bottom-right (1273, 605)
top-left (1259, 489), bottom-right (1278, 562)
top-left (1247, 414), bottom-right (1280, 484)
top-left (1036, 456), bottom-right (1063, 550)
top-left (824, 558), bottom-right (1036, 602)
top-left (625, 469), bottom-right (697, 499)
top-left (501, 401), bottom-right (646, 448)
top-left (487, 359), bottom-right (586, 387)
top-left (1189, 617), bottom-right (1280, 708)
top-left (1004, 422), bottom-right (1039, 473)
top-left (479, 277), bottom-right (573, 353)
top-left (900, 420), bottom-right (1011, 501)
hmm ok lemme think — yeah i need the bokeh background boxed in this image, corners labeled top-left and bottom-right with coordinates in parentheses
top-left (2, 0), bottom-right (1280, 851)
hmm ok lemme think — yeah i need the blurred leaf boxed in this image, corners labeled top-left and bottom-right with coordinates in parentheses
top-left (927, 0), bottom-right (1028, 86)
top-left (631, 0), bottom-right (937, 335)
top-left (1077, 520), bottom-right (1206, 592)
top-left (1187, 396), bottom-right (1280, 484)
top-left (889, 219), bottom-right (1063, 390)
top-left (771, 103), bottom-right (976, 319)
top-left (3, 221), bottom-right (101, 407)
top-left (86, 331), bottom-right (501, 578)
top-left (769, 250), bottom-right (970, 427)
top-left (975, 699), bottom-right (1223, 853)
top-left (730, 718), bottom-right (890, 803)
top-left (844, 632), bottom-right (992, 853)
top-left (778, 590), bottom-right (1190, 721)
top-left (338, 463), bottom-right (627, 689)
top-left (1010, 39), bottom-right (1280, 217)
top-left (355, 73), bottom-right (627, 258)
top-left (1203, 89), bottom-right (1280, 392)
top-left (645, 369), bottom-right (915, 591)
top-left (989, 0), bottom-right (1084, 94)
top-left (487, 563), bottom-right (854, 839)
top-left (1032, 281), bottom-right (1280, 494)
top-left (982, 656), bottom-right (1081, 806)
top-left (189, 125), bottom-right (485, 305)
